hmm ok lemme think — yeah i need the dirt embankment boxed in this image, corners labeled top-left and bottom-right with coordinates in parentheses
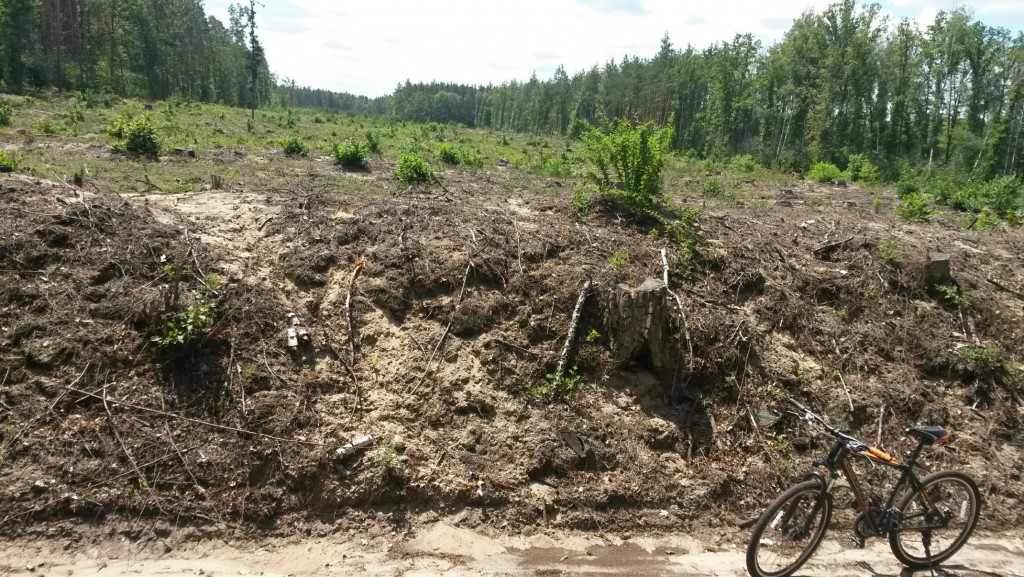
top-left (1, 171), bottom-right (1023, 546)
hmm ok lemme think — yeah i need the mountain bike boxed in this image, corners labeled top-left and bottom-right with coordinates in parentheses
top-left (745, 398), bottom-right (981, 577)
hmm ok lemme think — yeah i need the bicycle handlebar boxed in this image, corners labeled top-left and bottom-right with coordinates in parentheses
top-left (787, 398), bottom-right (869, 452)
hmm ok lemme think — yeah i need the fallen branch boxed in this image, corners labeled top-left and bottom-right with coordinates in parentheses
top-left (986, 276), bottom-right (1024, 300)
top-left (103, 379), bottom-right (161, 511)
top-left (409, 261), bottom-right (472, 394)
top-left (257, 216), bottom-right (274, 231)
top-left (345, 258), bottom-right (368, 370)
top-left (554, 279), bottom-right (592, 382)
top-left (68, 386), bottom-right (332, 446)
top-left (661, 248), bottom-right (694, 371)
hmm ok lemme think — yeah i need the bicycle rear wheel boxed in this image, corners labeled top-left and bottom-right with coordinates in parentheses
top-left (889, 470), bottom-right (981, 569)
top-left (746, 480), bottom-right (832, 577)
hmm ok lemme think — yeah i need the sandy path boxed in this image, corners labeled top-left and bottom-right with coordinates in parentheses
top-left (1, 525), bottom-right (1021, 576)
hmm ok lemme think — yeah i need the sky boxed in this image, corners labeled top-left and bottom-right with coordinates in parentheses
top-left (203, 0), bottom-right (1024, 98)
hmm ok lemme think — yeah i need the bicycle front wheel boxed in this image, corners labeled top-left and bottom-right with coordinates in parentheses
top-left (889, 470), bottom-right (981, 569)
top-left (746, 480), bottom-right (832, 577)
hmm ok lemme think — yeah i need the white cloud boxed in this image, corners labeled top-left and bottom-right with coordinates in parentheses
top-left (203, 0), bottom-right (1021, 97)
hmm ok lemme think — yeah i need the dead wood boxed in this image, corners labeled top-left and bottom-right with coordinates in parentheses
top-left (409, 260), bottom-right (472, 394)
top-left (554, 279), bottom-right (592, 382)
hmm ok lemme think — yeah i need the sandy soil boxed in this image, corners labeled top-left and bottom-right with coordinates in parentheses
top-left (2, 525), bottom-right (1021, 576)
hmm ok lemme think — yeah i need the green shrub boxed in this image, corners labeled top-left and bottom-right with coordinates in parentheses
top-left (846, 154), bottom-right (879, 183)
top-left (729, 154), bottom-right (758, 173)
top-left (897, 172), bottom-right (922, 197)
top-left (395, 154), bottom-right (432, 183)
top-left (894, 192), bottom-right (936, 223)
top-left (365, 131), bottom-right (381, 154)
top-left (878, 239), bottom-right (900, 263)
top-left (438, 143), bottom-right (460, 165)
top-left (971, 177), bottom-right (1023, 216)
top-left (108, 113), bottom-right (159, 157)
top-left (1008, 210), bottom-right (1024, 228)
top-left (808, 161), bottom-right (842, 183)
top-left (702, 176), bottom-right (726, 197)
top-left (333, 139), bottom-right (368, 168)
top-left (583, 118), bottom-right (673, 217)
top-left (569, 186), bottom-right (592, 218)
top-left (282, 137), bottom-right (309, 157)
top-left (0, 104), bottom-right (13, 127)
top-left (970, 208), bottom-right (1001, 231)
top-left (156, 301), bottom-right (218, 349)
top-left (0, 148), bottom-right (16, 172)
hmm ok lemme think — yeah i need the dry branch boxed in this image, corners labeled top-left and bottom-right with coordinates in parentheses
top-left (554, 279), bottom-right (592, 382)
top-left (345, 258), bottom-right (368, 370)
top-left (68, 386), bottom-right (332, 446)
top-left (409, 261), bottom-right (472, 394)
top-left (661, 248), bottom-right (694, 370)
top-left (103, 379), bottom-right (161, 510)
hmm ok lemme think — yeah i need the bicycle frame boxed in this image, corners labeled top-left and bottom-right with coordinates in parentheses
top-left (811, 437), bottom-right (931, 536)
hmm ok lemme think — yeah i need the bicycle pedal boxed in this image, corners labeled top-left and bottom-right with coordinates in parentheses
top-left (850, 534), bottom-right (865, 549)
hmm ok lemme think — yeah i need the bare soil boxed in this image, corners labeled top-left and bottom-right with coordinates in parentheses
top-left (1, 168), bottom-right (1023, 565)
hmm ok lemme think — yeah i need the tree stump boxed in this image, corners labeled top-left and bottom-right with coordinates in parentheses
top-left (603, 278), bottom-right (675, 378)
top-left (926, 252), bottom-right (953, 291)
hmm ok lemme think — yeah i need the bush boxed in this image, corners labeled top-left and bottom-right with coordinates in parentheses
top-left (333, 139), bottom-right (367, 168)
top-left (702, 176), bottom-right (726, 197)
top-left (897, 172), bottom-right (922, 197)
top-left (437, 143), bottom-right (460, 165)
top-left (808, 161), bottom-right (842, 183)
top-left (156, 301), bottom-right (218, 349)
top-left (0, 104), bottom-right (13, 127)
top-left (365, 131), bottom-right (381, 154)
top-left (894, 192), bottom-right (936, 223)
top-left (395, 154), bottom-right (432, 184)
top-left (846, 154), bottom-right (879, 183)
top-left (0, 148), bottom-right (16, 172)
top-left (569, 186), bottom-right (592, 218)
top-left (729, 154), bottom-right (758, 173)
top-left (108, 113), bottom-right (159, 157)
top-left (282, 136), bottom-right (309, 157)
top-left (583, 117), bottom-right (673, 217)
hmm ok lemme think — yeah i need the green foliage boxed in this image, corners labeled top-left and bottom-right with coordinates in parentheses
top-left (936, 284), bottom-right (969, 308)
top-left (970, 208), bottom-right (1001, 231)
top-left (525, 367), bottom-right (584, 401)
top-left (0, 104), bottom-right (13, 127)
top-left (0, 149), bottom-right (16, 171)
top-left (157, 301), bottom-right (218, 349)
top-left (333, 139), bottom-right (368, 168)
top-left (959, 346), bottom-right (1000, 371)
top-left (871, 197), bottom-right (883, 212)
top-left (878, 239), bottom-right (900, 263)
top-left (897, 172), bottom-right (922, 197)
top-left (108, 113), bottom-right (160, 157)
top-left (729, 154), bottom-right (758, 172)
top-left (808, 161), bottom-right (842, 183)
top-left (950, 177), bottom-right (1024, 217)
top-left (395, 154), bottom-right (432, 183)
top-left (281, 136), bottom-right (309, 157)
top-left (846, 154), bottom-right (879, 183)
top-left (894, 192), bottom-right (935, 223)
top-left (585, 329), bottom-right (600, 343)
top-left (37, 118), bottom-right (58, 135)
top-left (702, 176), bottom-right (726, 197)
top-left (663, 208), bottom-right (704, 280)
top-left (1008, 210), bottom-right (1024, 228)
top-left (583, 118), bottom-right (673, 217)
top-left (365, 131), bottom-right (381, 154)
top-left (437, 143), bottom-right (460, 165)
top-left (608, 251), bottom-right (628, 266)
top-left (379, 444), bottom-right (397, 470)
top-left (569, 186), bottom-right (592, 218)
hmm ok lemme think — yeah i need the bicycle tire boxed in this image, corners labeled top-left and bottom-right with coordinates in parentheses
top-left (746, 480), bottom-right (833, 577)
top-left (889, 470), bottom-right (981, 569)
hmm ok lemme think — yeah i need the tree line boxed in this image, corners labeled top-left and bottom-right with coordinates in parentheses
top-left (391, 1), bottom-right (1024, 180)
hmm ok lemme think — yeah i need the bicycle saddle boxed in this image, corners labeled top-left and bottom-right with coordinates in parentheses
top-left (905, 425), bottom-right (950, 445)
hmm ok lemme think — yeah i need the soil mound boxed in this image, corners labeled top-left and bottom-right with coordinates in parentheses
top-left (1, 173), bottom-right (1022, 540)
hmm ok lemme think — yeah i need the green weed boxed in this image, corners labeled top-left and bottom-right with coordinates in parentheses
top-left (395, 154), bottom-right (432, 183)
top-left (808, 161), bottom-right (841, 183)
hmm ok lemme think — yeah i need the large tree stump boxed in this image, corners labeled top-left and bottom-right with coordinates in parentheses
top-left (926, 252), bottom-right (953, 291)
top-left (603, 278), bottom-right (675, 377)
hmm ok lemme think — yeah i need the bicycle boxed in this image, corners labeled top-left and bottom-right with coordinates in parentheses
top-left (745, 398), bottom-right (981, 577)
